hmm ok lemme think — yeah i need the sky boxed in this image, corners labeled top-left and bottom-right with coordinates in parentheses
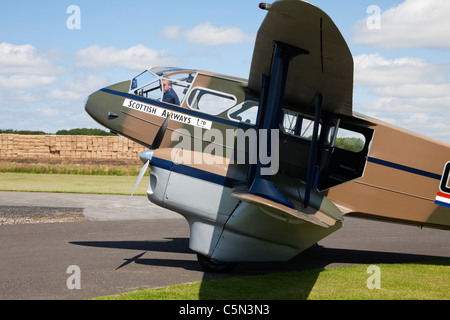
top-left (1, 0), bottom-right (449, 144)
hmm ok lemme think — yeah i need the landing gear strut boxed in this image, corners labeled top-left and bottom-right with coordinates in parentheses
top-left (196, 254), bottom-right (237, 273)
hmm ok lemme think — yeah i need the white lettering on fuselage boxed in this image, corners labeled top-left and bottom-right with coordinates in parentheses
top-left (123, 98), bottom-right (212, 129)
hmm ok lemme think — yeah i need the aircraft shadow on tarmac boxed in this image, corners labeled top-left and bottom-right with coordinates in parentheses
top-left (70, 238), bottom-right (448, 299)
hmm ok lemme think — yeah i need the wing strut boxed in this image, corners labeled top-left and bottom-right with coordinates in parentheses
top-left (304, 93), bottom-right (322, 208)
top-left (248, 41), bottom-right (309, 208)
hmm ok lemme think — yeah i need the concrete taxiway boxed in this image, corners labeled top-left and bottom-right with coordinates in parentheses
top-left (0, 191), bottom-right (449, 300)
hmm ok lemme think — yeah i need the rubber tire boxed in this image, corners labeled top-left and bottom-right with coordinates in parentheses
top-left (196, 254), bottom-right (237, 273)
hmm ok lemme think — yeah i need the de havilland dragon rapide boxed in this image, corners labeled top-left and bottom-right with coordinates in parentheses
top-left (85, 0), bottom-right (450, 272)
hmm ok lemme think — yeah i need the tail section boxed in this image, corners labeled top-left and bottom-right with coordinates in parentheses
top-left (325, 117), bottom-right (450, 230)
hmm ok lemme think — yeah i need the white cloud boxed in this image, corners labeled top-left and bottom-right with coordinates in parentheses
top-left (75, 44), bottom-right (179, 71)
top-left (161, 22), bottom-right (255, 46)
top-left (0, 43), bottom-right (64, 90)
top-left (353, 52), bottom-right (450, 143)
top-left (161, 25), bottom-right (182, 40)
top-left (0, 43), bottom-right (64, 75)
top-left (355, 54), bottom-right (450, 109)
top-left (352, 0), bottom-right (450, 49)
top-left (0, 75), bottom-right (57, 89)
top-left (36, 107), bottom-right (59, 117)
top-left (372, 83), bottom-right (450, 98)
top-left (355, 95), bottom-right (450, 113)
top-left (46, 75), bottom-right (108, 101)
top-left (354, 54), bottom-right (450, 109)
top-left (1, 90), bottom-right (42, 103)
top-left (360, 108), bottom-right (450, 144)
top-left (354, 53), bottom-right (442, 87)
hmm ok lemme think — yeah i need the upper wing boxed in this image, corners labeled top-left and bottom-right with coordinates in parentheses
top-left (248, 0), bottom-right (354, 117)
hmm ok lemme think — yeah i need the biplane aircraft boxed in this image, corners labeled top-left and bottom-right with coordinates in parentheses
top-left (85, 0), bottom-right (450, 272)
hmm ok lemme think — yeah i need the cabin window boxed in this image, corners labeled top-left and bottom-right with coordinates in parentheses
top-left (187, 87), bottom-right (237, 115)
top-left (281, 111), bottom-right (321, 140)
top-left (327, 126), bottom-right (366, 153)
top-left (228, 100), bottom-right (258, 124)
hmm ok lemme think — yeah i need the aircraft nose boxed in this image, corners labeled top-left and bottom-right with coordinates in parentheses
top-left (84, 90), bottom-right (105, 126)
top-left (84, 79), bottom-right (159, 148)
top-left (84, 94), bottom-right (93, 115)
top-left (84, 80), bottom-right (131, 132)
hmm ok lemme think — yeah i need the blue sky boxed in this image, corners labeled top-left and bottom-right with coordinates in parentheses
top-left (1, 0), bottom-right (449, 144)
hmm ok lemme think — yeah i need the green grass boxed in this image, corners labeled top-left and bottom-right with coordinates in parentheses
top-left (0, 161), bottom-right (143, 176)
top-left (95, 260), bottom-right (449, 300)
top-left (0, 172), bottom-right (147, 195)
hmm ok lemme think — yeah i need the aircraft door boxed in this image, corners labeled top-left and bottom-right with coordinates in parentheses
top-left (320, 118), bottom-right (340, 172)
top-left (317, 120), bottom-right (373, 191)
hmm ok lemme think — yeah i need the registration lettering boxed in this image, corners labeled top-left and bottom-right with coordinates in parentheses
top-left (435, 161), bottom-right (450, 208)
top-left (123, 98), bottom-right (212, 129)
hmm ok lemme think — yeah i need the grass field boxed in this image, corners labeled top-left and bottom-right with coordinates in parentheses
top-left (0, 172), bottom-right (147, 195)
top-left (0, 160), bottom-right (143, 176)
top-left (95, 260), bottom-right (449, 300)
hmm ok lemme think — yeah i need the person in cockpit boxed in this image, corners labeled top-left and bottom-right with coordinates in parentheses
top-left (162, 80), bottom-right (180, 106)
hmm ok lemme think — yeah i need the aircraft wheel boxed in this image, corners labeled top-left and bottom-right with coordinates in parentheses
top-left (196, 254), bottom-right (237, 273)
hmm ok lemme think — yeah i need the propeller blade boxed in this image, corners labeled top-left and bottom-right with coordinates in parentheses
top-left (126, 160), bottom-right (149, 208)
top-left (151, 112), bottom-right (171, 149)
top-left (127, 112), bottom-right (171, 208)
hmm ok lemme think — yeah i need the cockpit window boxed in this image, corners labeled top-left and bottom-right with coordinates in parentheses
top-left (153, 67), bottom-right (195, 77)
top-left (131, 71), bottom-right (158, 91)
top-left (129, 68), bottom-right (197, 106)
top-left (131, 72), bottom-right (162, 101)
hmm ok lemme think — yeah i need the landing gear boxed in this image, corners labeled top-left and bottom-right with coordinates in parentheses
top-left (196, 254), bottom-right (237, 273)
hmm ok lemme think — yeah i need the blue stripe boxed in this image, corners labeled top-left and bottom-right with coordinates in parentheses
top-left (368, 157), bottom-right (441, 180)
top-left (100, 88), bottom-right (251, 129)
top-left (151, 156), bottom-right (239, 188)
top-left (435, 200), bottom-right (450, 208)
top-left (151, 157), bottom-right (173, 171)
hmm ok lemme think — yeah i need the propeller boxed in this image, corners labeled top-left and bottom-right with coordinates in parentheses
top-left (127, 112), bottom-right (172, 207)
top-left (151, 111), bottom-right (171, 150)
